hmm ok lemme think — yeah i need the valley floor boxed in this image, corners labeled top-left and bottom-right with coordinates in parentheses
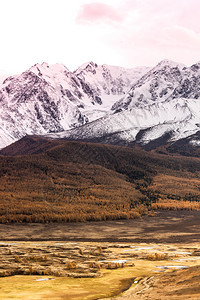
top-left (1, 211), bottom-right (200, 299)
top-left (1, 210), bottom-right (200, 243)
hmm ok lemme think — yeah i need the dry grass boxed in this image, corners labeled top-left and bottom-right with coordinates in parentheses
top-left (0, 240), bottom-right (199, 299)
top-left (0, 240), bottom-right (200, 300)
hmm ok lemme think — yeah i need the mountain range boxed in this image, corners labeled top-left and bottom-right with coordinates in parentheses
top-left (0, 59), bottom-right (200, 154)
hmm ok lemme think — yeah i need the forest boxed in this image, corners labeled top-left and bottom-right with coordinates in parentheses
top-left (0, 136), bottom-right (199, 223)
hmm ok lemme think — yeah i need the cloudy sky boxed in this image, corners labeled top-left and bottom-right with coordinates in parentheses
top-left (1, 0), bottom-right (200, 74)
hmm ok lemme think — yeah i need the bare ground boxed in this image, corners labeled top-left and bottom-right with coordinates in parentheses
top-left (1, 210), bottom-right (200, 243)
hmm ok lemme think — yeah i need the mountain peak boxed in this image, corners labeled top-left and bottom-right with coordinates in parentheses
top-left (75, 61), bottom-right (98, 74)
top-left (155, 59), bottom-right (185, 69)
top-left (41, 62), bottom-right (50, 68)
top-left (83, 61), bottom-right (98, 68)
top-left (31, 62), bottom-right (49, 70)
top-left (28, 63), bottom-right (70, 80)
top-left (49, 63), bottom-right (69, 73)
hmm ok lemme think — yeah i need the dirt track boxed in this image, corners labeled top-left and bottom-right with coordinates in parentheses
top-left (1, 210), bottom-right (200, 243)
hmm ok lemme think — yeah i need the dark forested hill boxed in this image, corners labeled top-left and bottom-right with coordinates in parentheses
top-left (0, 137), bottom-right (200, 223)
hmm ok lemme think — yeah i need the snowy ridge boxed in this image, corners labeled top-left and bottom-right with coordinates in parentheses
top-left (46, 98), bottom-right (199, 144)
top-left (0, 61), bottom-right (147, 148)
top-left (44, 60), bottom-right (200, 149)
top-left (74, 61), bottom-right (150, 119)
top-left (112, 60), bottom-right (185, 111)
top-left (1, 59), bottom-right (200, 150)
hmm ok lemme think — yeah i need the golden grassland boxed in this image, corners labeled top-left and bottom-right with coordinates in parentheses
top-left (0, 272), bottom-right (135, 300)
top-left (0, 240), bottom-right (200, 299)
top-left (1, 138), bottom-right (200, 299)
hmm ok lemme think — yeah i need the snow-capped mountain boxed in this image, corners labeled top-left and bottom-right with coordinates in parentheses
top-left (45, 60), bottom-right (200, 150)
top-left (1, 59), bottom-right (200, 151)
top-left (46, 98), bottom-right (199, 145)
top-left (74, 62), bottom-right (150, 121)
top-left (112, 60), bottom-right (185, 111)
top-left (0, 62), bottom-right (147, 148)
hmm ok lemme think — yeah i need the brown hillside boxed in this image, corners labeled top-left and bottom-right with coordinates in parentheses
top-left (0, 137), bottom-right (199, 223)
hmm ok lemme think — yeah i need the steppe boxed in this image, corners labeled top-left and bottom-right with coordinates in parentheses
top-left (1, 211), bottom-right (200, 299)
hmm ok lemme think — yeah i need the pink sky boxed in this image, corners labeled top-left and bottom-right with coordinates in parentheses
top-left (1, 0), bottom-right (200, 74)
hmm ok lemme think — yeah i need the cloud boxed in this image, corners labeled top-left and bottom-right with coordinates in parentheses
top-left (98, 0), bottom-right (200, 68)
top-left (2, 0), bottom-right (200, 73)
top-left (76, 2), bottom-right (124, 24)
